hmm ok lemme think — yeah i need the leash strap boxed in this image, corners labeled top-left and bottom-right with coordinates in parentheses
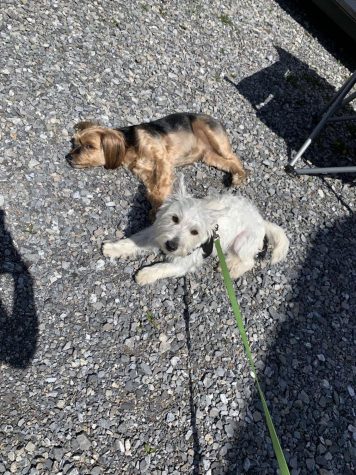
top-left (214, 238), bottom-right (290, 475)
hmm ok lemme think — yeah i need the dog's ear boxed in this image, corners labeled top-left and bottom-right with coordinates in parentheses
top-left (74, 121), bottom-right (98, 132)
top-left (101, 130), bottom-right (125, 169)
top-left (172, 173), bottom-right (188, 197)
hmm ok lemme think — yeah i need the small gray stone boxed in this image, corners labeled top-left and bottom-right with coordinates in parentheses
top-left (91, 468), bottom-right (102, 475)
top-left (347, 385), bottom-right (355, 397)
top-left (166, 412), bottom-right (175, 423)
top-left (298, 390), bottom-right (310, 404)
top-left (53, 447), bottom-right (64, 461)
top-left (76, 433), bottom-right (91, 451)
top-left (67, 469), bottom-right (79, 475)
top-left (140, 362), bottom-right (152, 375)
top-left (25, 442), bottom-right (36, 452)
top-left (243, 458), bottom-right (251, 471)
top-left (252, 411), bottom-right (262, 422)
top-left (225, 424), bottom-right (235, 438)
top-left (306, 458), bottom-right (315, 470)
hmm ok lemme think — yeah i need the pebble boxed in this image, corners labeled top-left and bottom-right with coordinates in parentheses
top-left (76, 433), bottom-right (91, 451)
top-left (347, 385), bottom-right (355, 397)
top-left (25, 442), bottom-right (36, 453)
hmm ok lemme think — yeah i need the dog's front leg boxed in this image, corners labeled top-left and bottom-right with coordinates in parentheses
top-left (102, 226), bottom-right (158, 259)
top-left (146, 159), bottom-right (173, 216)
top-left (135, 254), bottom-right (201, 286)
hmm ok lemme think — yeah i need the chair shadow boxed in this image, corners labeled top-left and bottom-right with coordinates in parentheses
top-left (227, 47), bottom-right (356, 180)
top-left (224, 213), bottom-right (356, 474)
top-left (0, 209), bottom-right (38, 368)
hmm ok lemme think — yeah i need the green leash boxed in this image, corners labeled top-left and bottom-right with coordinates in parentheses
top-left (214, 238), bottom-right (290, 475)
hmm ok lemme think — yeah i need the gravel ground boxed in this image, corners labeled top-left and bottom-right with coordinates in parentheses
top-left (1, 1), bottom-right (355, 474)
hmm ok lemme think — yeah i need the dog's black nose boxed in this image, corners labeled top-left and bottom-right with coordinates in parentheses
top-left (165, 240), bottom-right (178, 252)
top-left (65, 154), bottom-right (75, 167)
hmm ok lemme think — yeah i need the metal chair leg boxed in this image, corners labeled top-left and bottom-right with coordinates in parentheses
top-left (286, 71), bottom-right (356, 176)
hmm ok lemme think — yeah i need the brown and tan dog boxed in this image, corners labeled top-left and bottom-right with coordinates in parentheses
top-left (68, 113), bottom-right (246, 212)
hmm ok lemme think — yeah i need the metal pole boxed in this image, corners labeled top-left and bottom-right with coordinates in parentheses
top-left (294, 165), bottom-right (356, 175)
top-left (289, 72), bottom-right (356, 168)
top-left (342, 90), bottom-right (356, 106)
top-left (327, 115), bottom-right (356, 123)
top-left (319, 71), bottom-right (356, 115)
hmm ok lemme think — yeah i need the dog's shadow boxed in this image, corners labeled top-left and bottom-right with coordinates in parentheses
top-left (227, 47), bottom-right (356, 182)
top-left (0, 209), bottom-right (38, 368)
top-left (224, 213), bottom-right (356, 474)
top-left (122, 183), bottom-right (151, 236)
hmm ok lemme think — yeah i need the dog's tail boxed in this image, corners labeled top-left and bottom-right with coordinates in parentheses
top-left (264, 221), bottom-right (289, 265)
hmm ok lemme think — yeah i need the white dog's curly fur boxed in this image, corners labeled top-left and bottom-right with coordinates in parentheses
top-left (102, 176), bottom-right (289, 285)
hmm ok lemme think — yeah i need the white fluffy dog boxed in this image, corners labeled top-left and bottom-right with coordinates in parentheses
top-left (102, 176), bottom-right (289, 285)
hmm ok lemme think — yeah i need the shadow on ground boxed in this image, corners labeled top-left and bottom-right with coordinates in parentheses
top-left (123, 182), bottom-right (151, 235)
top-left (227, 47), bottom-right (356, 180)
top-left (0, 210), bottom-right (38, 368)
top-left (225, 213), bottom-right (356, 474)
top-left (274, 0), bottom-right (356, 70)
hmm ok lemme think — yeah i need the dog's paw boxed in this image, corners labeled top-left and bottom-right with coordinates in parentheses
top-left (232, 173), bottom-right (245, 186)
top-left (222, 255), bottom-right (244, 279)
top-left (135, 267), bottom-right (157, 286)
top-left (232, 169), bottom-right (250, 186)
top-left (102, 240), bottom-right (136, 258)
top-left (228, 268), bottom-right (244, 279)
top-left (102, 241), bottom-right (120, 257)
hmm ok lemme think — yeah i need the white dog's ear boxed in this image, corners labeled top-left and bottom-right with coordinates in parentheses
top-left (172, 174), bottom-right (188, 198)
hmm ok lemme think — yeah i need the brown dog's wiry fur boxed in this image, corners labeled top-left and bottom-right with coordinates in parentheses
top-left (68, 113), bottom-right (247, 212)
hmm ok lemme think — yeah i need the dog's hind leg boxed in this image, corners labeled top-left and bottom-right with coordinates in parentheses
top-left (199, 126), bottom-right (246, 185)
top-left (225, 226), bottom-right (263, 278)
top-left (202, 150), bottom-right (246, 185)
top-left (102, 226), bottom-right (158, 259)
top-left (225, 254), bottom-right (255, 279)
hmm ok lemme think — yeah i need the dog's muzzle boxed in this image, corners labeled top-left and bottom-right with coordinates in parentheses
top-left (65, 151), bottom-right (75, 168)
top-left (165, 239), bottom-right (178, 252)
top-left (66, 152), bottom-right (83, 168)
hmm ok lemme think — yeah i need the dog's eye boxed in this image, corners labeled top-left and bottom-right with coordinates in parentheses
top-left (84, 144), bottom-right (93, 150)
top-left (172, 215), bottom-right (179, 224)
top-left (190, 229), bottom-right (198, 235)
